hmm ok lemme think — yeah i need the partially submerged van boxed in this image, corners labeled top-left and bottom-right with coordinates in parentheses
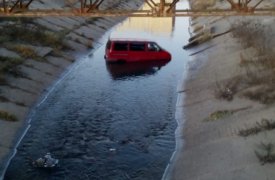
top-left (104, 39), bottom-right (172, 63)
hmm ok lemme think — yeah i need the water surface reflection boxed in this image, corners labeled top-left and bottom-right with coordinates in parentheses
top-left (5, 1), bottom-right (190, 180)
top-left (106, 60), bottom-right (170, 80)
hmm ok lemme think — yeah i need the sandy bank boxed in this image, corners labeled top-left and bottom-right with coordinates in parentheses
top-left (166, 0), bottom-right (275, 179)
top-left (0, 0), bottom-right (143, 178)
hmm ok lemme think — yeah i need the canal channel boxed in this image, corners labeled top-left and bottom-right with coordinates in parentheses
top-left (5, 2), bottom-right (190, 180)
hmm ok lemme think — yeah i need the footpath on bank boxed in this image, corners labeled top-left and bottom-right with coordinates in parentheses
top-left (165, 0), bottom-right (275, 179)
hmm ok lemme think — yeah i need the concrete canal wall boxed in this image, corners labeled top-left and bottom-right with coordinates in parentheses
top-left (0, 0), bottom-right (143, 178)
top-left (166, 0), bottom-right (275, 179)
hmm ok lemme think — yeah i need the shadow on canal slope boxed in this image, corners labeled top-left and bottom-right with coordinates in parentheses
top-left (105, 60), bottom-right (171, 80)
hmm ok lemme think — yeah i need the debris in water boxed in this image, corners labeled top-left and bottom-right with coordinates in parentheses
top-left (32, 152), bottom-right (59, 168)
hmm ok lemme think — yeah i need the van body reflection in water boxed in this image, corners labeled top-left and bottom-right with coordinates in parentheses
top-left (106, 60), bottom-right (170, 80)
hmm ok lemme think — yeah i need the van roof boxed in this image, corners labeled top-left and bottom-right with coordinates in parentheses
top-left (108, 38), bottom-right (154, 43)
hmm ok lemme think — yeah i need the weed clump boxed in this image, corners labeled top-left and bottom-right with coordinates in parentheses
top-left (238, 119), bottom-right (275, 137)
top-left (0, 56), bottom-right (23, 76)
top-left (0, 110), bottom-right (18, 122)
top-left (242, 86), bottom-right (275, 104)
top-left (204, 106), bottom-right (251, 122)
top-left (255, 142), bottom-right (275, 165)
top-left (214, 77), bottom-right (240, 101)
top-left (10, 45), bottom-right (37, 59)
top-left (204, 110), bottom-right (233, 121)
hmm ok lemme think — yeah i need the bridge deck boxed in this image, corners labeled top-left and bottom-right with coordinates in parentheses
top-left (0, 0), bottom-right (274, 17)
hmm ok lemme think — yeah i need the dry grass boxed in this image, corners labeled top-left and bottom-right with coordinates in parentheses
top-left (0, 19), bottom-right (67, 82)
top-left (10, 45), bottom-right (37, 59)
top-left (242, 85), bottom-right (275, 104)
top-left (0, 21), bottom-right (65, 49)
top-left (231, 20), bottom-right (275, 104)
top-left (231, 20), bottom-right (268, 48)
top-left (238, 119), bottom-right (275, 137)
top-left (0, 56), bottom-right (23, 76)
top-left (255, 142), bottom-right (275, 165)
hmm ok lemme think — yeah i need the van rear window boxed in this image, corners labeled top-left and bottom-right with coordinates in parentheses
top-left (113, 42), bottom-right (128, 51)
top-left (130, 43), bottom-right (145, 51)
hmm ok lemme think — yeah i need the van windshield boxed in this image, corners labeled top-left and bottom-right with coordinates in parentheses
top-left (148, 42), bottom-right (161, 52)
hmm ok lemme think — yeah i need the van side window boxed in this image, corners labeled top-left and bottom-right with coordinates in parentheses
top-left (129, 43), bottom-right (145, 51)
top-left (148, 42), bottom-right (160, 52)
top-left (114, 42), bottom-right (128, 51)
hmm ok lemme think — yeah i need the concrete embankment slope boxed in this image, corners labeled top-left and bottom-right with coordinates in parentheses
top-left (0, 0), bottom-right (143, 178)
top-left (167, 0), bottom-right (275, 179)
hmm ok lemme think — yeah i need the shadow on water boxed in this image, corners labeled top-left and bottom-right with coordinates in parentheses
top-left (106, 60), bottom-right (171, 80)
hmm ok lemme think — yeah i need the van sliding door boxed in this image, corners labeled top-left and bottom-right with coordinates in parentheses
top-left (129, 42), bottom-right (146, 62)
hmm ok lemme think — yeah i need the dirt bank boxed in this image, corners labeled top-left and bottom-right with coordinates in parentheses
top-left (166, 0), bottom-right (275, 179)
top-left (0, 0), bottom-right (143, 178)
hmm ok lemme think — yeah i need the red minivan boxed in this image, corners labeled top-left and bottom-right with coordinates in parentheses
top-left (104, 39), bottom-right (172, 63)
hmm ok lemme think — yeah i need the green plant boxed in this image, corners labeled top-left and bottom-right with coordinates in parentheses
top-left (204, 106), bottom-right (251, 122)
top-left (204, 110), bottom-right (233, 121)
top-left (0, 110), bottom-right (18, 121)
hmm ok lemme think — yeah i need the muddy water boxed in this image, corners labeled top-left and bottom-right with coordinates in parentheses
top-left (5, 2), bottom-right (190, 180)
